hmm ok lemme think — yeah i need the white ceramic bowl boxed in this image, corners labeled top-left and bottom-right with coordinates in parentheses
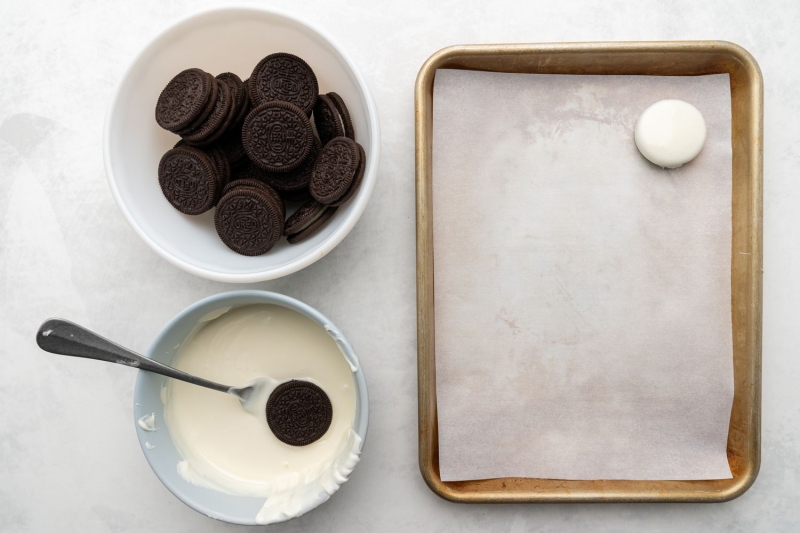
top-left (134, 290), bottom-right (369, 525)
top-left (104, 6), bottom-right (380, 282)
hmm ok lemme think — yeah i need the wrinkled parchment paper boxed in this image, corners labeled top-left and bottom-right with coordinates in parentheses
top-left (433, 70), bottom-right (733, 481)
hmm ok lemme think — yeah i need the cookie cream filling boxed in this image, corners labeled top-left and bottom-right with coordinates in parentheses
top-left (163, 304), bottom-right (359, 525)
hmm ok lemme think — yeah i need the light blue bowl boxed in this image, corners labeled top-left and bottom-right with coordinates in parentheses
top-left (133, 291), bottom-right (369, 525)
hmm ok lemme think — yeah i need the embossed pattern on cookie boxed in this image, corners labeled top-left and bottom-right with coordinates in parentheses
top-left (155, 68), bottom-right (212, 131)
top-left (313, 94), bottom-right (344, 146)
top-left (266, 380), bottom-right (333, 446)
top-left (175, 73), bottom-right (219, 136)
top-left (249, 53), bottom-right (318, 115)
top-left (157, 147), bottom-right (220, 215)
top-left (242, 102), bottom-right (314, 172)
top-left (183, 79), bottom-right (232, 145)
top-left (221, 179), bottom-right (285, 221)
top-left (261, 136), bottom-right (321, 193)
top-left (329, 142), bottom-right (365, 206)
top-left (309, 136), bottom-right (360, 205)
top-left (214, 188), bottom-right (283, 256)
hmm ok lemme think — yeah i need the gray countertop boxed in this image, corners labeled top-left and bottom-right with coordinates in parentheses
top-left (0, 0), bottom-right (797, 531)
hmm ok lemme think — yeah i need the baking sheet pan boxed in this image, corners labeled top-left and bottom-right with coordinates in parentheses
top-left (414, 41), bottom-right (763, 503)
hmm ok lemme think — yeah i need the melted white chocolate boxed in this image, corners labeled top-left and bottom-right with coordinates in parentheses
top-left (164, 304), bottom-right (359, 524)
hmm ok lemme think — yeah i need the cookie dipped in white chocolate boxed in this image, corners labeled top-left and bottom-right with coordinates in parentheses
top-left (634, 99), bottom-right (707, 168)
top-left (164, 304), bottom-right (359, 525)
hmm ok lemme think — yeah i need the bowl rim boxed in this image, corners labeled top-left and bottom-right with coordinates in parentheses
top-left (134, 289), bottom-right (369, 525)
top-left (103, 5), bottom-right (381, 283)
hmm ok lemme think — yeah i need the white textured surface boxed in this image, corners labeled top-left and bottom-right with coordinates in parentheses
top-left (0, 0), bottom-right (797, 531)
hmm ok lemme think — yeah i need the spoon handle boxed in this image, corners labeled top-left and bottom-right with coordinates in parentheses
top-left (36, 318), bottom-right (231, 394)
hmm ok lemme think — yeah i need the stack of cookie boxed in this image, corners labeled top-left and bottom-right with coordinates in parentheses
top-left (154, 53), bottom-right (366, 256)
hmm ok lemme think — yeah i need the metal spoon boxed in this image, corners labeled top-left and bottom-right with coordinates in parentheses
top-left (35, 318), bottom-right (262, 404)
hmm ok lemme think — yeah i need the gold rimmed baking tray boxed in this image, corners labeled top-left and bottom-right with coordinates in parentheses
top-left (415, 41), bottom-right (763, 503)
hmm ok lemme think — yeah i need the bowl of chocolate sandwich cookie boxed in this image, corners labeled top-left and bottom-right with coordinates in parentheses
top-left (104, 6), bottom-right (380, 282)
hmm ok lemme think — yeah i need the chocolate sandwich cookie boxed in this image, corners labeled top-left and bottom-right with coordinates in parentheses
top-left (201, 72), bottom-right (247, 146)
top-left (243, 77), bottom-right (252, 105)
top-left (212, 127), bottom-right (247, 168)
top-left (207, 146), bottom-right (231, 192)
top-left (266, 380), bottom-right (333, 446)
top-left (183, 79), bottom-right (233, 145)
top-left (309, 136), bottom-right (360, 205)
top-left (214, 186), bottom-right (283, 256)
top-left (155, 68), bottom-right (214, 132)
top-left (287, 205), bottom-right (338, 244)
top-left (195, 88), bottom-right (239, 147)
top-left (230, 162), bottom-right (266, 182)
top-left (158, 147), bottom-right (221, 215)
top-left (216, 73), bottom-right (245, 113)
top-left (261, 136), bottom-right (321, 194)
top-left (218, 73), bottom-right (251, 127)
top-left (242, 101), bottom-right (314, 172)
top-left (328, 142), bottom-right (365, 206)
top-left (279, 188), bottom-right (312, 203)
top-left (222, 178), bottom-right (258, 196)
top-left (221, 178), bottom-right (285, 220)
top-left (249, 53), bottom-right (318, 115)
top-left (313, 94), bottom-right (344, 145)
top-left (283, 199), bottom-right (325, 235)
top-left (230, 163), bottom-right (292, 213)
top-left (172, 141), bottom-right (229, 195)
top-left (175, 73), bottom-right (219, 136)
top-left (326, 92), bottom-right (355, 140)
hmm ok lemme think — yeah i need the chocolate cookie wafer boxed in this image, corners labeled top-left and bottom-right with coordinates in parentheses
top-left (158, 146), bottom-right (222, 215)
top-left (313, 94), bottom-right (344, 145)
top-left (266, 380), bottom-right (333, 446)
top-left (171, 141), bottom-right (229, 198)
top-left (287, 205), bottom-right (338, 244)
top-left (195, 88), bottom-right (239, 147)
top-left (243, 77), bottom-right (252, 105)
top-left (214, 186), bottom-right (283, 256)
top-left (309, 136), bottom-right (360, 205)
top-left (175, 73), bottom-right (219, 136)
top-left (183, 79), bottom-right (233, 145)
top-left (207, 146), bottom-right (231, 192)
top-left (216, 73), bottom-right (245, 114)
top-left (283, 199), bottom-right (325, 235)
top-left (221, 178), bottom-right (285, 221)
top-left (211, 127), bottom-right (248, 168)
top-left (155, 68), bottom-right (214, 132)
top-left (249, 53), bottom-right (318, 115)
top-left (328, 141), bottom-right (365, 206)
top-left (261, 136), bottom-right (321, 195)
top-left (279, 188), bottom-right (312, 203)
top-left (195, 72), bottom-right (247, 147)
top-left (242, 101), bottom-right (314, 172)
top-left (227, 164), bottom-right (295, 212)
top-left (230, 162), bottom-right (265, 182)
top-left (326, 92), bottom-right (355, 140)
